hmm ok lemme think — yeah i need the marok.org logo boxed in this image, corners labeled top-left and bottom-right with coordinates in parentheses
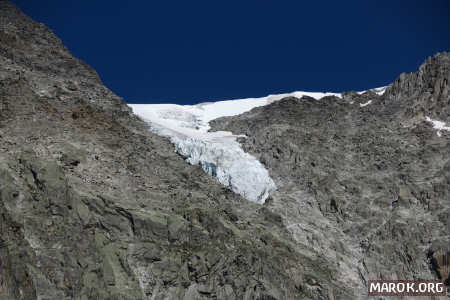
top-left (368, 280), bottom-right (446, 297)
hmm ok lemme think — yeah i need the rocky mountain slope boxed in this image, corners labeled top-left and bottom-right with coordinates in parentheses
top-left (0, 1), bottom-right (448, 299)
top-left (210, 53), bottom-right (450, 297)
top-left (0, 2), bottom-right (345, 299)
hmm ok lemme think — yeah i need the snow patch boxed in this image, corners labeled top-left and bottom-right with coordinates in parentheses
top-left (425, 116), bottom-right (450, 137)
top-left (357, 86), bottom-right (387, 95)
top-left (360, 100), bottom-right (372, 107)
top-left (371, 86), bottom-right (387, 95)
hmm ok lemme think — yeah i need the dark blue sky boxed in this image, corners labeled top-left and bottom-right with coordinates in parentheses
top-left (12, 0), bottom-right (450, 104)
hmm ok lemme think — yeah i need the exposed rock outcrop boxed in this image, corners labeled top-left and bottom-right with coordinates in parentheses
top-left (384, 53), bottom-right (450, 120)
top-left (0, 1), bottom-right (364, 299)
top-left (210, 53), bottom-right (450, 298)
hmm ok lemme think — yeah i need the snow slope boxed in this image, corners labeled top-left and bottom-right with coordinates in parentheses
top-left (361, 86), bottom-right (387, 95)
top-left (131, 90), bottom-right (342, 135)
top-left (129, 88), bottom-right (386, 204)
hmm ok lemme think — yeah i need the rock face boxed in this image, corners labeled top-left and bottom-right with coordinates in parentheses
top-left (384, 53), bottom-right (450, 120)
top-left (0, 1), bottom-right (350, 299)
top-left (210, 53), bottom-right (450, 297)
top-left (0, 1), bottom-right (449, 299)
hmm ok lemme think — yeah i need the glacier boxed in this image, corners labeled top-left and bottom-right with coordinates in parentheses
top-left (129, 88), bottom-right (386, 204)
top-left (129, 100), bottom-right (278, 204)
top-left (172, 136), bottom-right (275, 203)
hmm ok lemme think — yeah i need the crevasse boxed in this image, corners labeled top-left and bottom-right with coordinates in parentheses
top-left (171, 136), bottom-right (275, 204)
